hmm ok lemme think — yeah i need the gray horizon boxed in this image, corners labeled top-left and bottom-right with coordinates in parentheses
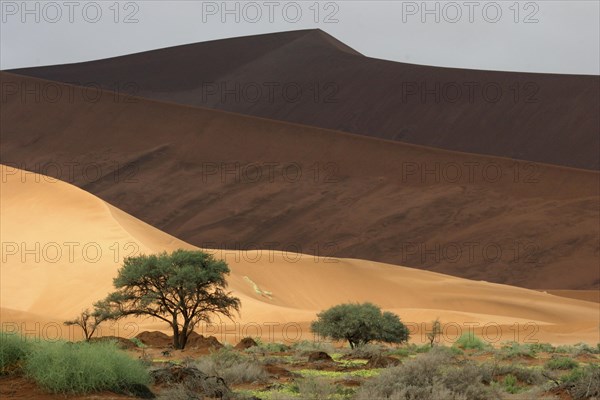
top-left (1, 0), bottom-right (599, 75)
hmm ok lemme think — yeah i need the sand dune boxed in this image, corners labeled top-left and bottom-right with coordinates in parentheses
top-left (1, 72), bottom-right (598, 290)
top-left (1, 166), bottom-right (598, 344)
top-left (545, 290), bottom-right (600, 303)
top-left (7, 30), bottom-right (599, 170)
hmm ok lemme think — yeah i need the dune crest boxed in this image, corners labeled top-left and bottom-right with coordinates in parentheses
top-left (2, 72), bottom-right (598, 290)
top-left (8, 30), bottom-right (599, 170)
top-left (1, 166), bottom-right (598, 344)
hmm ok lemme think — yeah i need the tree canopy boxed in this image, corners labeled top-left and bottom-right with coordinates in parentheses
top-left (95, 249), bottom-right (240, 349)
top-left (310, 302), bottom-right (410, 348)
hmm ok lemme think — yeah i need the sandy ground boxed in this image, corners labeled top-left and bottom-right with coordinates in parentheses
top-left (1, 166), bottom-right (598, 345)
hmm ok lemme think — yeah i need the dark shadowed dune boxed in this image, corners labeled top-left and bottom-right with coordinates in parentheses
top-left (7, 29), bottom-right (599, 170)
top-left (1, 72), bottom-right (598, 290)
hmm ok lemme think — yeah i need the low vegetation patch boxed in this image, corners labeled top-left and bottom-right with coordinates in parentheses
top-left (0, 332), bottom-right (30, 374)
top-left (24, 340), bottom-right (150, 394)
top-left (298, 368), bottom-right (381, 379)
top-left (355, 347), bottom-right (498, 400)
top-left (453, 332), bottom-right (488, 351)
top-left (560, 364), bottom-right (600, 399)
top-left (545, 356), bottom-right (579, 370)
top-left (290, 340), bottom-right (336, 355)
top-left (129, 337), bottom-right (147, 348)
top-left (498, 341), bottom-right (537, 359)
top-left (555, 342), bottom-right (599, 356)
top-left (195, 347), bottom-right (268, 385)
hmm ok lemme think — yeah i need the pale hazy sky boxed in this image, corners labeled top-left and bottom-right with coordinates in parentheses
top-left (1, 1), bottom-right (598, 74)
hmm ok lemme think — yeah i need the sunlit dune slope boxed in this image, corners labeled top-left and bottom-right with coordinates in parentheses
top-left (1, 72), bottom-right (598, 290)
top-left (1, 166), bottom-right (598, 344)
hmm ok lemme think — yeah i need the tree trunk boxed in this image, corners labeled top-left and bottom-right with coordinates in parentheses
top-left (172, 317), bottom-right (181, 349)
top-left (178, 333), bottom-right (188, 350)
top-left (179, 321), bottom-right (191, 350)
top-left (83, 325), bottom-right (90, 341)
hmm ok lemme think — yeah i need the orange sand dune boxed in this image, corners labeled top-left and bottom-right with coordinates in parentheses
top-left (2, 72), bottom-right (598, 291)
top-left (544, 290), bottom-right (600, 304)
top-left (1, 166), bottom-right (598, 345)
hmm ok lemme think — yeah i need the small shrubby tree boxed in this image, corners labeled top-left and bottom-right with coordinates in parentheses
top-left (63, 307), bottom-right (115, 341)
top-left (427, 318), bottom-right (442, 347)
top-left (310, 302), bottom-right (409, 348)
top-left (94, 249), bottom-right (240, 350)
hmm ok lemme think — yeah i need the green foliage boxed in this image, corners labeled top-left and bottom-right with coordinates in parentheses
top-left (446, 346), bottom-right (465, 356)
top-left (248, 338), bottom-right (289, 353)
top-left (347, 343), bottom-right (386, 359)
top-left (95, 249), bottom-right (241, 349)
top-left (0, 332), bottom-right (30, 374)
top-left (128, 337), bottom-right (146, 348)
top-left (545, 356), bottom-right (578, 370)
top-left (453, 332), bottom-right (488, 350)
top-left (355, 347), bottom-right (498, 400)
top-left (296, 376), bottom-right (337, 400)
top-left (426, 318), bottom-right (442, 347)
top-left (291, 340), bottom-right (336, 354)
top-left (493, 364), bottom-right (544, 385)
top-left (24, 340), bottom-right (149, 394)
top-left (63, 308), bottom-right (115, 341)
top-left (527, 342), bottom-right (556, 353)
top-left (404, 343), bottom-right (431, 354)
top-left (298, 368), bottom-right (380, 379)
top-left (380, 310), bottom-right (410, 344)
top-left (415, 344), bottom-right (433, 353)
top-left (555, 342), bottom-right (599, 355)
top-left (335, 358), bottom-right (369, 368)
top-left (503, 374), bottom-right (519, 394)
top-left (562, 365), bottom-right (600, 400)
top-left (310, 303), bottom-right (409, 348)
top-left (573, 342), bottom-right (598, 354)
top-left (387, 348), bottom-right (410, 358)
top-left (499, 341), bottom-right (537, 359)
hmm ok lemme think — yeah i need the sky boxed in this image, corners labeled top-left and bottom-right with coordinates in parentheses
top-left (1, 0), bottom-right (599, 74)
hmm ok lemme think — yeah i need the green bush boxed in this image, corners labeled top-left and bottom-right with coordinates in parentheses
top-left (573, 342), bottom-right (598, 354)
top-left (311, 303), bottom-right (409, 348)
top-left (446, 346), bottom-right (464, 356)
top-left (545, 356), bottom-right (578, 370)
top-left (0, 332), bottom-right (31, 374)
top-left (555, 342), bottom-right (598, 356)
top-left (0, 332), bottom-right (30, 374)
top-left (248, 338), bottom-right (289, 353)
top-left (441, 361), bottom-right (496, 397)
top-left (494, 364), bottom-right (544, 385)
top-left (415, 344), bottom-right (433, 353)
top-left (527, 342), bottom-right (555, 353)
top-left (24, 340), bottom-right (149, 394)
top-left (499, 342), bottom-right (537, 359)
top-left (453, 333), bottom-right (487, 350)
top-left (503, 374), bottom-right (519, 393)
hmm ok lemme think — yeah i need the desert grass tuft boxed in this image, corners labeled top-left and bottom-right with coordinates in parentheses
top-left (24, 340), bottom-right (149, 394)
